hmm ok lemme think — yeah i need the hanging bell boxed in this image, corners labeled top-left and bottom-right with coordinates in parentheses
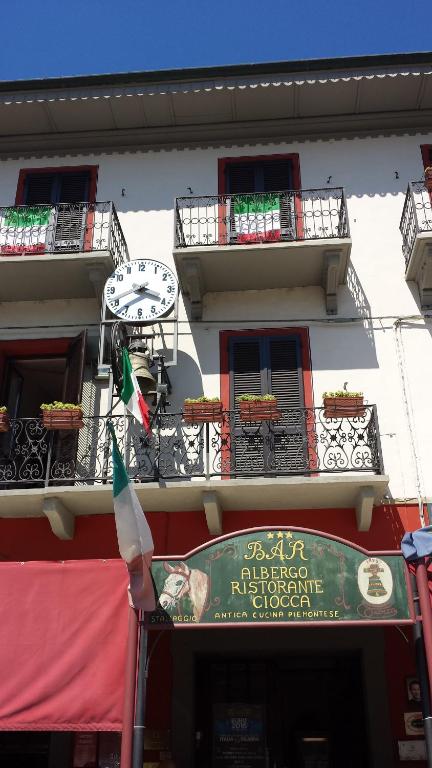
top-left (128, 343), bottom-right (157, 395)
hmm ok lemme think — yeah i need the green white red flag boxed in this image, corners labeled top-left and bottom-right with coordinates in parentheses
top-left (233, 194), bottom-right (280, 243)
top-left (109, 423), bottom-right (155, 611)
top-left (120, 347), bottom-right (151, 434)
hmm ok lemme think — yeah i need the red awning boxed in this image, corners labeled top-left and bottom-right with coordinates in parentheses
top-left (0, 559), bottom-right (129, 731)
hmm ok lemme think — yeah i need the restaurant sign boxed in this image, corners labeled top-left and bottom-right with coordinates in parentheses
top-left (148, 528), bottom-right (412, 628)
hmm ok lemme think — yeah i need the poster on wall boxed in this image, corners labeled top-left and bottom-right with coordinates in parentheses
top-left (398, 740), bottom-right (427, 761)
top-left (213, 703), bottom-right (265, 768)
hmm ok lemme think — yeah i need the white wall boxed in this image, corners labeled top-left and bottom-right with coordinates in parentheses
top-left (1, 130), bottom-right (432, 501)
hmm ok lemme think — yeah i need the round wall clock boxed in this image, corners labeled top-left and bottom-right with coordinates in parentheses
top-left (104, 259), bottom-right (178, 322)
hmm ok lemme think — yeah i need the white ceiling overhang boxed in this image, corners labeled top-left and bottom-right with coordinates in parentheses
top-left (0, 61), bottom-right (431, 156)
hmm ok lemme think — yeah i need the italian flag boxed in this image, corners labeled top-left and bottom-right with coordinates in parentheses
top-left (121, 348), bottom-right (151, 434)
top-left (109, 423), bottom-right (155, 611)
top-left (1, 206), bottom-right (52, 255)
top-left (233, 194), bottom-right (280, 243)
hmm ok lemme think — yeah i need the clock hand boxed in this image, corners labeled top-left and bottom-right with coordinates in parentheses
top-left (143, 288), bottom-right (161, 300)
top-left (117, 292), bottom-right (152, 312)
top-left (111, 281), bottom-right (149, 301)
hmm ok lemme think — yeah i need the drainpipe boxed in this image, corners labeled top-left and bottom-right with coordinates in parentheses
top-left (393, 318), bottom-right (425, 526)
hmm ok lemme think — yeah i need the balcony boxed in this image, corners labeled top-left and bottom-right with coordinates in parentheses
top-left (0, 201), bottom-right (128, 301)
top-left (174, 188), bottom-right (351, 317)
top-left (400, 181), bottom-right (432, 308)
top-left (0, 406), bottom-right (387, 536)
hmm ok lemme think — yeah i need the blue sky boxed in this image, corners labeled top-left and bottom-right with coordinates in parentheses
top-left (0, 0), bottom-right (429, 81)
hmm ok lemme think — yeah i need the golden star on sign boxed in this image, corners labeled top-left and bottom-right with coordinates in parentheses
top-left (267, 532), bottom-right (274, 539)
top-left (285, 532), bottom-right (293, 539)
top-left (277, 532), bottom-right (284, 539)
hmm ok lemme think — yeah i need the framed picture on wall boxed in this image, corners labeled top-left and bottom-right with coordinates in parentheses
top-left (406, 677), bottom-right (422, 706)
top-left (404, 712), bottom-right (424, 737)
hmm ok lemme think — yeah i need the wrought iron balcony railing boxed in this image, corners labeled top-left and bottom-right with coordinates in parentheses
top-left (400, 181), bottom-right (432, 265)
top-left (0, 201), bottom-right (128, 267)
top-left (175, 188), bottom-right (350, 249)
top-left (0, 406), bottom-right (383, 488)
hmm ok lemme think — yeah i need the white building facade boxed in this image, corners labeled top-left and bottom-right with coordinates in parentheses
top-left (0, 52), bottom-right (431, 767)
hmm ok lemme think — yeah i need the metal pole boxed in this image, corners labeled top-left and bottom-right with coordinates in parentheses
top-left (411, 572), bottom-right (432, 768)
top-left (416, 559), bottom-right (432, 764)
top-left (120, 608), bottom-right (139, 768)
top-left (132, 613), bottom-right (149, 768)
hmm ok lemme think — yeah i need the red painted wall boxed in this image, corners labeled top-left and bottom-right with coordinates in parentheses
top-left (0, 502), bottom-right (421, 562)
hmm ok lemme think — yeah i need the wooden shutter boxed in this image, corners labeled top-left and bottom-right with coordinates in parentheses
top-left (268, 338), bottom-right (307, 472)
top-left (263, 162), bottom-right (295, 239)
top-left (230, 338), bottom-right (265, 473)
top-left (53, 330), bottom-right (87, 485)
top-left (62, 330), bottom-right (87, 404)
top-left (226, 164), bottom-right (256, 194)
top-left (54, 172), bottom-right (90, 250)
top-left (229, 335), bottom-right (307, 475)
top-left (24, 174), bottom-right (56, 205)
top-left (58, 172), bottom-right (90, 203)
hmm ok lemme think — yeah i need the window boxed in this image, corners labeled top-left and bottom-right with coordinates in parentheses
top-left (219, 154), bottom-right (301, 244)
top-left (7, 166), bottom-right (99, 254)
top-left (220, 329), bottom-right (313, 475)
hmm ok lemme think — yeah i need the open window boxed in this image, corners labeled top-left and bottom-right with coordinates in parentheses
top-left (0, 332), bottom-right (87, 486)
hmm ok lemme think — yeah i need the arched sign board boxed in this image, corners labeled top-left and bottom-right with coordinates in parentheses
top-left (147, 527), bottom-right (414, 629)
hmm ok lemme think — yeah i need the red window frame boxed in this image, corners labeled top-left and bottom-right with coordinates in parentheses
top-left (14, 165), bottom-right (99, 253)
top-left (217, 153), bottom-right (303, 244)
top-left (420, 145), bottom-right (432, 172)
top-left (219, 327), bottom-right (315, 474)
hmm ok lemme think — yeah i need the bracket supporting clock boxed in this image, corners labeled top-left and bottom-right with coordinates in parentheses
top-left (96, 259), bottom-right (179, 414)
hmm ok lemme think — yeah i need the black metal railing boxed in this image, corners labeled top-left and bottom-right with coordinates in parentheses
top-left (400, 181), bottom-right (432, 265)
top-left (0, 201), bottom-right (128, 267)
top-left (0, 406), bottom-right (383, 487)
top-left (175, 188), bottom-right (350, 248)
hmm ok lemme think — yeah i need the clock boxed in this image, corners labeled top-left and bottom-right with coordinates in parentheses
top-left (104, 259), bottom-right (178, 322)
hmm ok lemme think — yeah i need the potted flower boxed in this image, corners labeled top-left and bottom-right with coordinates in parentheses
top-left (183, 396), bottom-right (223, 424)
top-left (40, 401), bottom-right (84, 430)
top-left (237, 394), bottom-right (280, 422)
top-left (0, 406), bottom-right (10, 433)
top-left (425, 167), bottom-right (432, 193)
top-left (323, 390), bottom-right (365, 419)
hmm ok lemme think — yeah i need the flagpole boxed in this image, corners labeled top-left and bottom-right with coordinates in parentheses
top-left (411, 571), bottom-right (432, 768)
top-left (120, 607), bottom-right (139, 768)
top-left (132, 612), bottom-right (149, 768)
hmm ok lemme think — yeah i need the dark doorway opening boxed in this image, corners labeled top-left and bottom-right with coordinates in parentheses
top-left (195, 653), bottom-right (369, 768)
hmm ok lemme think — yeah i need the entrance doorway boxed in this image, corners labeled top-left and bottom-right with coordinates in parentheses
top-left (195, 653), bottom-right (368, 768)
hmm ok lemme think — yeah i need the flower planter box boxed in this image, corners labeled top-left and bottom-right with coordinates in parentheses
top-left (239, 400), bottom-right (280, 422)
top-left (183, 401), bottom-right (223, 424)
top-left (42, 409), bottom-right (84, 430)
top-left (323, 396), bottom-right (365, 419)
top-left (0, 413), bottom-right (10, 432)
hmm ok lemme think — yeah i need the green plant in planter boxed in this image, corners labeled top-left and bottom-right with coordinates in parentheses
top-left (322, 391), bottom-right (362, 399)
top-left (40, 401), bottom-right (83, 411)
top-left (237, 394), bottom-right (276, 402)
top-left (184, 396), bottom-right (221, 403)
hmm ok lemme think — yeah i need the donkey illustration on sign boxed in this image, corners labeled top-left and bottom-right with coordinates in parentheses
top-left (158, 561), bottom-right (209, 622)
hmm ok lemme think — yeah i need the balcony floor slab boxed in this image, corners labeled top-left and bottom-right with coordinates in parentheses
top-left (0, 473), bottom-right (389, 524)
top-left (0, 250), bottom-right (114, 300)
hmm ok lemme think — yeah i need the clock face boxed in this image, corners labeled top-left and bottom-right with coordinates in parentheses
top-left (104, 259), bottom-right (178, 322)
